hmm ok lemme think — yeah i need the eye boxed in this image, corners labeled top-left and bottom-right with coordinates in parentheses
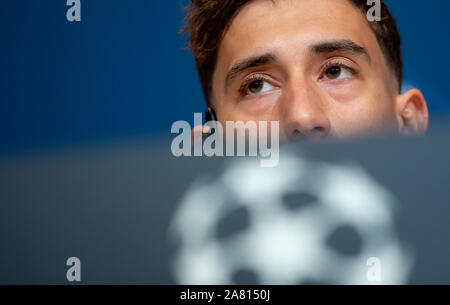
top-left (324, 65), bottom-right (353, 81)
top-left (245, 79), bottom-right (275, 95)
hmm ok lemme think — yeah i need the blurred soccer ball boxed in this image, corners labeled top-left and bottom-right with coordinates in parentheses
top-left (169, 153), bottom-right (413, 284)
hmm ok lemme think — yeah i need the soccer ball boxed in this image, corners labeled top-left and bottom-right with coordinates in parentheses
top-left (169, 153), bottom-right (413, 284)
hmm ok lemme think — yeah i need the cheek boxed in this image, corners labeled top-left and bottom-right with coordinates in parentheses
top-left (320, 79), bottom-right (397, 136)
top-left (330, 96), bottom-right (396, 137)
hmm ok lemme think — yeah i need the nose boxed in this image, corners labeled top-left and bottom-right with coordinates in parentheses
top-left (283, 82), bottom-right (331, 141)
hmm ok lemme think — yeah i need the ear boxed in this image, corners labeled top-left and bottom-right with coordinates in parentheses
top-left (396, 88), bottom-right (429, 136)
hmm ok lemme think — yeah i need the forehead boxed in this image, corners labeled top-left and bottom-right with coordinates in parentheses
top-left (215, 0), bottom-right (383, 74)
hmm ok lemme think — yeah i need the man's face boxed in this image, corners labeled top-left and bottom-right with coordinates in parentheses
top-left (211, 0), bottom-right (414, 141)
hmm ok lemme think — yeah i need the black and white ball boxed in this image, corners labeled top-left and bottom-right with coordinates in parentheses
top-left (170, 154), bottom-right (413, 284)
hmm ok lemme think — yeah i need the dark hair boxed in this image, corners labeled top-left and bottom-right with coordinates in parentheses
top-left (182, 0), bottom-right (403, 105)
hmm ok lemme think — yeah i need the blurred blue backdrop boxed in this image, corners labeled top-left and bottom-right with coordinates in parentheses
top-left (1, 0), bottom-right (449, 154)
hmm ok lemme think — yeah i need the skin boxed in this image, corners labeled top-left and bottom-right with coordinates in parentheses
top-left (195, 0), bottom-right (429, 142)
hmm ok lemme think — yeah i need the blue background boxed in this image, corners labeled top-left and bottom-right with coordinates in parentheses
top-left (1, 0), bottom-right (450, 154)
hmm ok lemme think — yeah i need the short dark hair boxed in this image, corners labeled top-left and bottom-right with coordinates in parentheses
top-left (182, 0), bottom-right (403, 105)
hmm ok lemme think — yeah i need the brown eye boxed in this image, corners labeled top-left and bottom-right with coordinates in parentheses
top-left (325, 66), bottom-right (342, 79)
top-left (248, 80), bottom-right (264, 94)
top-left (242, 78), bottom-right (276, 96)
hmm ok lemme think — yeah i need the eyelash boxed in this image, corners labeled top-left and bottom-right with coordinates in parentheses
top-left (320, 60), bottom-right (358, 79)
top-left (239, 74), bottom-right (274, 97)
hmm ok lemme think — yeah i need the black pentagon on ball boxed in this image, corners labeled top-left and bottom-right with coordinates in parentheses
top-left (282, 191), bottom-right (318, 211)
top-left (215, 205), bottom-right (251, 240)
top-left (232, 268), bottom-right (260, 285)
top-left (325, 225), bottom-right (364, 256)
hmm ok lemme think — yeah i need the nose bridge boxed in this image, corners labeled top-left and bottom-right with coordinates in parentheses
top-left (282, 76), bottom-right (330, 139)
top-left (286, 77), bottom-right (320, 118)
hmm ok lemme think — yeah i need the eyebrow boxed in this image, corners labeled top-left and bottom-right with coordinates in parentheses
top-left (224, 40), bottom-right (370, 91)
top-left (225, 53), bottom-right (277, 90)
top-left (310, 39), bottom-right (371, 62)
